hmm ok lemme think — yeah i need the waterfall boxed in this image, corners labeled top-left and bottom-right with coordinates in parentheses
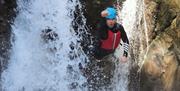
top-left (111, 0), bottom-right (142, 91)
top-left (0, 0), bottom-right (147, 91)
top-left (1, 0), bottom-right (88, 91)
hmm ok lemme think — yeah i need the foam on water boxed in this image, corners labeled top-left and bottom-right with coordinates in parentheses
top-left (2, 0), bottom-right (88, 91)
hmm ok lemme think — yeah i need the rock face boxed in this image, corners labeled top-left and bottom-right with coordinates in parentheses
top-left (0, 0), bottom-right (16, 73)
top-left (140, 0), bottom-right (180, 91)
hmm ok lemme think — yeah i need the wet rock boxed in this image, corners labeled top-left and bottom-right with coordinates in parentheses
top-left (155, 1), bottom-right (177, 35)
top-left (40, 28), bottom-right (59, 53)
top-left (0, 0), bottom-right (17, 74)
top-left (144, 0), bottom-right (158, 43)
top-left (141, 28), bottom-right (179, 90)
top-left (41, 28), bottom-right (59, 42)
top-left (68, 82), bottom-right (79, 89)
top-left (139, 0), bottom-right (180, 90)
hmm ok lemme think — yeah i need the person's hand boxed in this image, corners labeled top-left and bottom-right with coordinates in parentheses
top-left (119, 56), bottom-right (128, 63)
top-left (101, 11), bottom-right (108, 17)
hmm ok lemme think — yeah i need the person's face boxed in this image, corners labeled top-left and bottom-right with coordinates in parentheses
top-left (106, 19), bottom-right (116, 28)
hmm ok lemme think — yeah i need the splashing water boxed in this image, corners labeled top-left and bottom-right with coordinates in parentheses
top-left (1, 0), bottom-right (146, 91)
top-left (112, 0), bottom-right (141, 91)
top-left (1, 0), bottom-right (88, 91)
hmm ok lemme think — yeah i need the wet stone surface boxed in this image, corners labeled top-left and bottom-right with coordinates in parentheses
top-left (0, 0), bottom-right (16, 74)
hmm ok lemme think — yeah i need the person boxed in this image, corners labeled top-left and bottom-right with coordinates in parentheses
top-left (94, 6), bottom-right (129, 62)
top-left (78, 6), bottom-right (129, 90)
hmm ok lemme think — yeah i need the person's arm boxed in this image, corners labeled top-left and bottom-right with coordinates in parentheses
top-left (117, 24), bottom-right (129, 57)
top-left (101, 6), bottom-right (116, 18)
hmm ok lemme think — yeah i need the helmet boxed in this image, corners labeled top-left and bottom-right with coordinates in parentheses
top-left (105, 7), bottom-right (117, 19)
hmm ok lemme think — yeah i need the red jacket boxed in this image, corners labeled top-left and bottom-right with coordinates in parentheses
top-left (96, 22), bottom-right (129, 57)
top-left (101, 30), bottom-right (121, 50)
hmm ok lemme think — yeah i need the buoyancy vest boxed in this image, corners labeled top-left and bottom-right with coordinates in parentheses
top-left (100, 30), bottom-right (121, 50)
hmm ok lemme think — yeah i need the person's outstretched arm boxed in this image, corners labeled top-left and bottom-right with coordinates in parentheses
top-left (117, 24), bottom-right (129, 62)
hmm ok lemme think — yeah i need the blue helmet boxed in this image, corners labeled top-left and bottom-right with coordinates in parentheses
top-left (105, 7), bottom-right (117, 19)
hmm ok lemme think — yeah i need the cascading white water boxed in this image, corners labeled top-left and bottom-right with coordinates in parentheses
top-left (1, 0), bottom-right (145, 91)
top-left (111, 0), bottom-right (140, 91)
top-left (1, 0), bottom-right (88, 91)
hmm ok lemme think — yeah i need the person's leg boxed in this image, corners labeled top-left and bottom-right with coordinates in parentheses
top-left (78, 47), bottom-right (116, 90)
top-left (92, 50), bottom-right (116, 90)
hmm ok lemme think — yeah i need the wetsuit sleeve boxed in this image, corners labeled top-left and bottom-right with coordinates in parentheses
top-left (117, 24), bottom-right (129, 57)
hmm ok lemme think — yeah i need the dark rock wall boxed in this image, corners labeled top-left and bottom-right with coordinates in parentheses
top-left (0, 0), bottom-right (16, 74)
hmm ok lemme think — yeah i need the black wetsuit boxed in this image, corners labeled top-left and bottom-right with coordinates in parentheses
top-left (94, 19), bottom-right (129, 60)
